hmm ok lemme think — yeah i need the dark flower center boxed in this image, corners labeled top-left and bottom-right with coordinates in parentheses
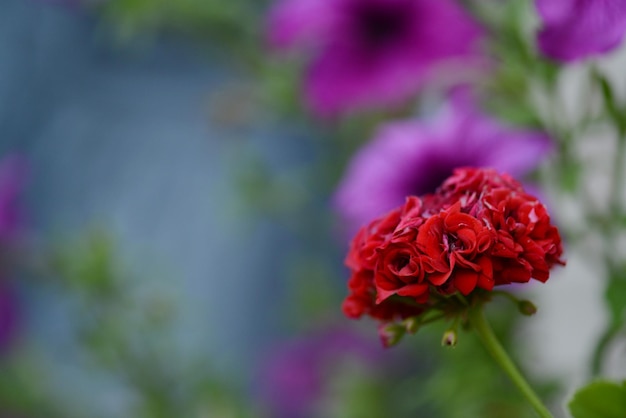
top-left (443, 233), bottom-right (462, 253)
top-left (406, 163), bottom-right (456, 196)
top-left (394, 254), bottom-right (410, 270)
top-left (404, 153), bottom-right (478, 196)
top-left (353, 2), bottom-right (412, 49)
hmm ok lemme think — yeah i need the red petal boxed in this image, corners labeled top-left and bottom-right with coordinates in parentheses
top-left (454, 270), bottom-right (478, 295)
top-left (397, 283), bottom-right (429, 298)
top-left (375, 287), bottom-right (398, 304)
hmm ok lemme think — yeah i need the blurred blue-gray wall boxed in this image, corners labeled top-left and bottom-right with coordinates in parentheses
top-left (1, 0), bottom-right (337, 414)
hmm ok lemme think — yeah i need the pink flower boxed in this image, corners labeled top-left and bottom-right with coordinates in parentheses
top-left (267, 0), bottom-right (484, 116)
top-left (536, 0), bottom-right (626, 62)
top-left (333, 91), bottom-right (553, 233)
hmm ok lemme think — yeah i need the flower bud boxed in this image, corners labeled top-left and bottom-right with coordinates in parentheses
top-left (378, 323), bottom-right (406, 348)
top-left (518, 300), bottom-right (537, 316)
top-left (441, 329), bottom-right (458, 347)
top-left (404, 317), bottom-right (420, 334)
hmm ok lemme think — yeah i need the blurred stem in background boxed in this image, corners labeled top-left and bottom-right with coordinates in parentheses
top-left (588, 71), bottom-right (626, 377)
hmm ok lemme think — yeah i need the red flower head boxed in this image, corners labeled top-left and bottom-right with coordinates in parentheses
top-left (342, 168), bottom-right (564, 345)
top-left (342, 198), bottom-right (426, 321)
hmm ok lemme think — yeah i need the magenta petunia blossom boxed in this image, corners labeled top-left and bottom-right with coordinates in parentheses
top-left (536, 0), bottom-right (626, 62)
top-left (333, 92), bottom-right (553, 232)
top-left (268, 0), bottom-right (484, 116)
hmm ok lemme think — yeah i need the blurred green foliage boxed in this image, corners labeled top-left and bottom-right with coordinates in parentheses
top-left (95, 0), bottom-right (263, 48)
top-left (37, 232), bottom-right (254, 418)
top-left (397, 304), bottom-right (557, 418)
top-left (0, 354), bottom-right (65, 418)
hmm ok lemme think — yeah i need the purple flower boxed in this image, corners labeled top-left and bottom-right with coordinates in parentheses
top-left (536, 0), bottom-right (626, 62)
top-left (0, 154), bottom-right (28, 351)
top-left (256, 328), bottom-right (384, 418)
top-left (333, 91), bottom-right (553, 232)
top-left (267, 0), bottom-right (484, 116)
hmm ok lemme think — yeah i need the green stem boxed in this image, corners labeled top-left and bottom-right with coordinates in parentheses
top-left (588, 73), bottom-right (626, 375)
top-left (590, 321), bottom-right (621, 376)
top-left (468, 307), bottom-right (553, 418)
top-left (419, 313), bottom-right (446, 326)
top-left (608, 130), bottom-right (626, 230)
top-left (491, 290), bottom-right (521, 304)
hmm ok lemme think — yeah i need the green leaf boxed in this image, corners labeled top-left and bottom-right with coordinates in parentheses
top-left (568, 380), bottom-right (626, 418)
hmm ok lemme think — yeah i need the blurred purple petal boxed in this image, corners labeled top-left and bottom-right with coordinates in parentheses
top-left (268, 0), bottom-right (485, 116)
top-left (0, 154), bottom-right (27, 352)
top-left (267, 0), bottom-right (341, 49)
top-left (256, 327), bottom-right (384, 418)
top-left (334, 92), bottom-right (553, 232)
top-left (537, 0), bottom-right (626, 62)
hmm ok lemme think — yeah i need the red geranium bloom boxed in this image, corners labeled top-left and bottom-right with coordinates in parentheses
top-left (342, 202), bottom-right (425, 321)
top-left (416, 202), bottom-right (495, 295)
top-left (481, 187), bottom-right (564, 285)
top-left (342, 168), bottom-right (564, 341)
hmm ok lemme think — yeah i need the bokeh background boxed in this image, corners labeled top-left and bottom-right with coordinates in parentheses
top-left (1, 0), bottom-right (625, 417)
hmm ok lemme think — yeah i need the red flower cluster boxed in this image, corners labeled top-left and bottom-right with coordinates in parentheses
top-left (342, 168), bottom-right (564, 322)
